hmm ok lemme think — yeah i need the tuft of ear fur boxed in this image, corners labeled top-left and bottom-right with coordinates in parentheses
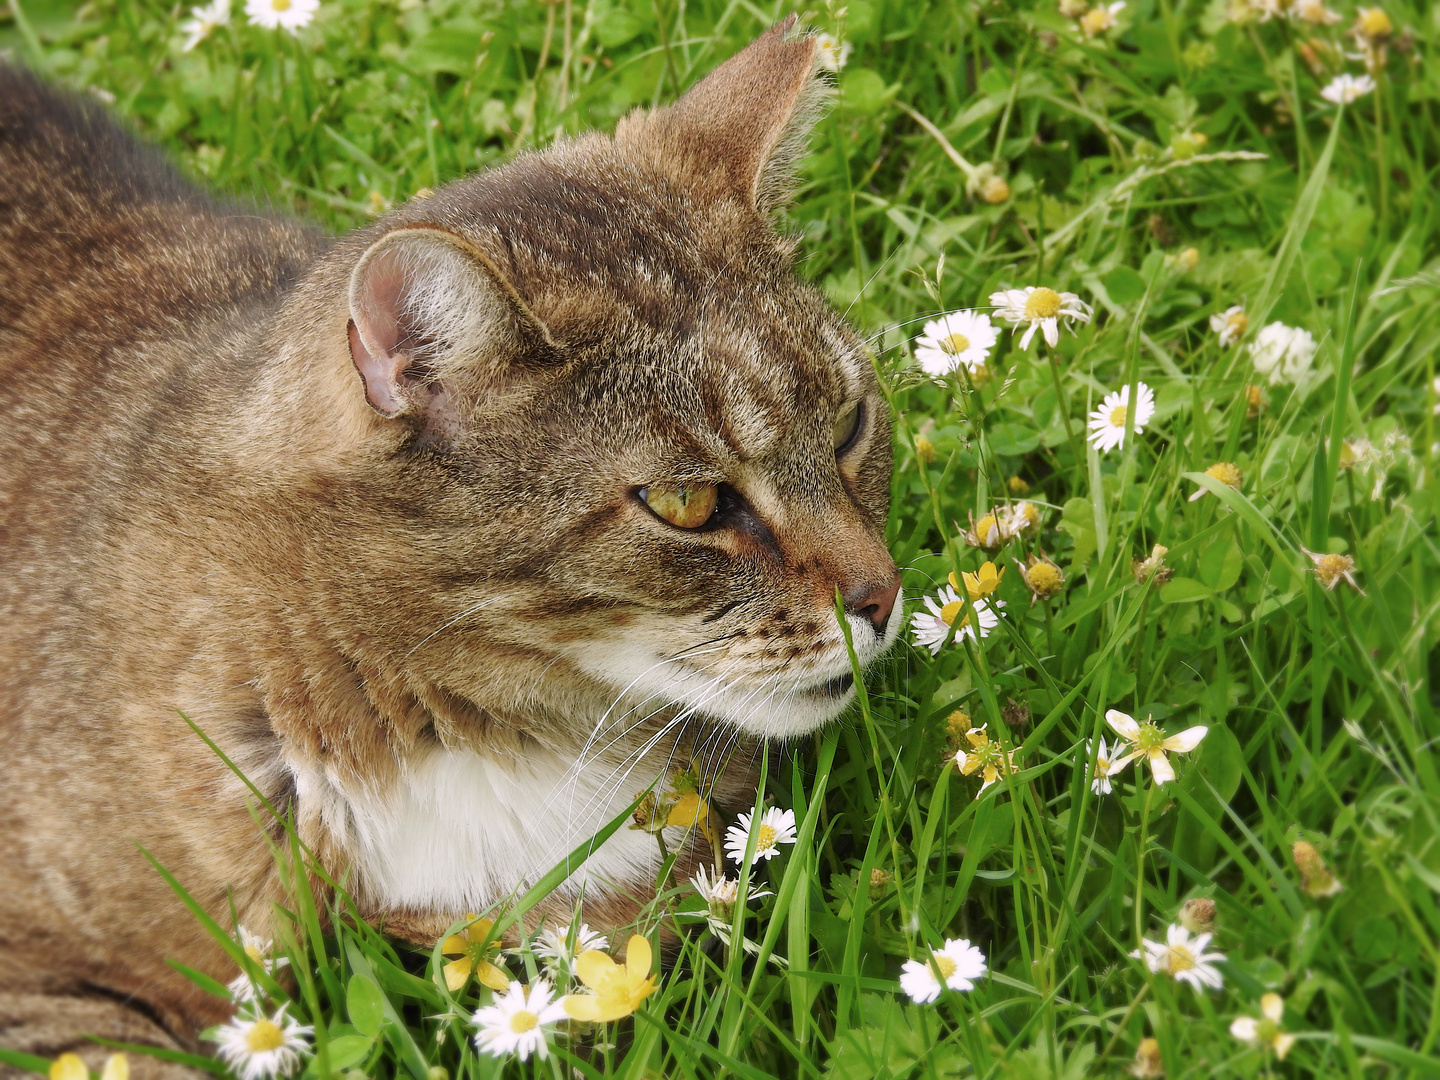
top-left (347, 226), bottom-right (557, 431)
top-left (617, 16), bottom-right (829, 215)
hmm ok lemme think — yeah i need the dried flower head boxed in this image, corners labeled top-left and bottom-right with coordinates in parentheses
top-left (1292, 840), bottom-right (1344, 896)
top-left (1015, 552), bottom-right (1065, 603)
top-left (1130, 1037), bottom-right (1165, 1078)
top-left (1188, 462), bottom-right (1243, 502)
top-left (1007, 475), bottom-right (1030, 495)
top-left (1300, 547), bottom-right (1363, 593)
top-left (965, 162), bottom-right (1010, 204)
top-left (1244, 383), bottom-right (1267, 418)
top-left (1132, 544), bottom-right (1172, 586)
top-left (1178, 898), bottom-right (1216, 934)
top-left (1001, 697), bottom-right (1030, 729)
top-left (868, 867), bottom-right (892, 900)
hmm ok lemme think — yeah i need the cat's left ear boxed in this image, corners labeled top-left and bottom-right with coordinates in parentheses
top-left (619, 16), bottom-right (828, 215)
top-left (347, 226), bottom-right (558, 427)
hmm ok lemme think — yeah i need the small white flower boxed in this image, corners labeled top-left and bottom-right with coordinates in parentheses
top-left (899, 938), bottom-right (988, 1003)
top-left (1086, 382), bottom-right (1156, 453)
top-left (1231, 993), bottom-right (1296, 1059)
top-left (1248, 322), bottom-right (1317, 386)
top-left (214, 1005), bottom-right (313, 1080)
top-left (914, 310), bottom-right (999, 378)
top-left (227, 927), bottom-right (290, 1004)
top-left (814, 32), bottom-right (853, 72)
top-left (1105, 709), bottom-right (1207, 785)
top-left (724, 807), bottom-right (797, 865)
top-left (1209, 305), bottom-right (1248, 347)
top-left (180, 0), bottom-right (229, 50)
top-left (1291, 0), bottom-right (1340, 23)
top-left (909, 587), bottom-right (1000, 654)
top-left (1087, 735), bottom-right (1133, 794)
top-left (472, 980), bottom-right (568, 1062)
top-left (532, 922), bottom-right (608, 980)
top-left (990, 286), bottom-right (1092, 349)
top-left (1079, 1), bottom-right (1125, 36)
top-left (691, 863), bottom-right (771, 932)
top-left (1321, 73), bottom-right (1376, 105)
top-left (1136, 923), bottom-right (1226, 991)
top-left (244, 0), bottom-right (318, 32)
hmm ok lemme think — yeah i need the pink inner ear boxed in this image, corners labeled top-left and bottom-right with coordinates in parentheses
top-left (349, 251), bottom-right (411, 417)
top-left (348, 320), bottom-right (407, 417)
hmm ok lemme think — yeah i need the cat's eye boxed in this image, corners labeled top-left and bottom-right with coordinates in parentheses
top-left (833, 401), bottom-right (864, 454)
top-left (640, 484), bottom-right (719, 529)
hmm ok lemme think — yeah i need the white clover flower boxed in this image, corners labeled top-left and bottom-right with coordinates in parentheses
top-left (532, 922), bottom-right (608, 980)
top-left (1086, 382), bottom-right (1155, 453)
top-left (227, 926), bottom-right (291, 1004)
top-left (909, 587), bottom-right (999, 654)
top-left (1136, 923), bottom-right (1226, 991)
top-left (214, 1005), bottom-right (313, 1080)
top-left (473, 980), bottom-right (568, 1062)
top-left (244, 0), bottom-right (318, 32)
top-left (1321, 73), bottom-right (1376, 105)
top-left (1231, 993), bottom-right (1296, 1059)
top-left (1105, 710), bottom-right (1207, 785)
top-left (1248, 322), bottom-right (1317, 386)
top-left (990, 286), bottom-right (1092, 349)
top-left (814, 32), bottom-right (853, 72)
top-left (899, 939), bottom-right (988, 1003)
top-left (724, 807), bottom-right (797, 865)
top-left (913, 310), bottom-right (999, 378)
top-left (180, 0), bottom-right (230, 50)
top-left (1209, 305), bottom-right (1248, 347)
top-left (1088, 735), bottom-right (1132, 794)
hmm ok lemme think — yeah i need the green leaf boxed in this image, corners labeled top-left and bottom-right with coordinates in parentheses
top-left (324, 1035), bottom-right (377, 1071)
top-left (1197, 538), bottom-right (1243, 592)
top-left (1158, 576), bottom-right (1210, 603)
top-left (1101, 266), bottom-right (1146, 305)
top-left (347, 974), bottom-right (386, 1038)
top-left (839, 69), bottom-right (891, 115)
top-left (988, 421), bottom-right (1041, 456)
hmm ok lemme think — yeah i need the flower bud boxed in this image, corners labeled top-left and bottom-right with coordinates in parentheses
top-left (1178, 897), bottom-right (1216, 933)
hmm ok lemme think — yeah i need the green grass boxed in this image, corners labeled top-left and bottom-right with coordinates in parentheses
top-left (8, 0), bottom-right (1440, 1075)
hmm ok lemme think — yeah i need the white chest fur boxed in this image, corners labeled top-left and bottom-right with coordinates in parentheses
top-left (298, 746), bottom-right (663, 913)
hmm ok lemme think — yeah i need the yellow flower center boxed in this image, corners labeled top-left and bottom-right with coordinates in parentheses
top-left (756, 823), bottom-right (777, 850)
top-left (1356, 7), bottom-right (1391, 37)
top-left (1166, 944), bottom-right (1197, 974)
top-left (271, 0), bottom-right (292, 10)
top-left (940, 333), bottom-right (970, 355)
top-left (933, 953), bottom-right (958, 979)
top-left (1023, 287), bottom-right (1063, 320)
top-left (245, 944), bottom-right (264, 962)
top-left (1027, 562), bottom-right (1063, 593)
top-left (938, 600), bottom-right (970, 627)
top-left (974, 513), bottom-right (1000, 545)
top-left (1204, 462), bottom-right (1242, 488)
top-left (246, 1019), bottom-right (285, 1053)
top-left (1315, 553), bottom-right (1352, 585)
top-left (1227, 311), bottom-right (1249, 336)
top-left (1109, 404), bottom-right (1128, 427)
top-left (508, 1010), bottom-right (539, 1034)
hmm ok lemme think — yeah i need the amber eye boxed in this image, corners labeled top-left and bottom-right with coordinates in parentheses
top-left (641, 484), bottom-right (719, 529)
top-left (833, 401), bottom-right (863, 453)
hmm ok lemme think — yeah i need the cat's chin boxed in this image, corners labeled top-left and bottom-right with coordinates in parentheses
top-left (575, 591), bottom-right (904, 740)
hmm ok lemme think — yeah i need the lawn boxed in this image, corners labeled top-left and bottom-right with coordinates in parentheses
top-left (4, 0), bottom-right (1439, 1075)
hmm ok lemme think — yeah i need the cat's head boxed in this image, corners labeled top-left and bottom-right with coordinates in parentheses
top-left (326, 20), bottom-right (899, 741)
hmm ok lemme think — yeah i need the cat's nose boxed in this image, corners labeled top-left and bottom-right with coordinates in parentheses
top-left (845, 572), bottom-right (902, 637)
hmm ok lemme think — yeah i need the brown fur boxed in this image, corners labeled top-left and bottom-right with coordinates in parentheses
top-left (0, 20), bottom-right (898, 1068)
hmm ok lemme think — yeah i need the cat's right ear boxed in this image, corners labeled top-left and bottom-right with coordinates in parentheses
top-left (347, 226), bottom-right (557, 424)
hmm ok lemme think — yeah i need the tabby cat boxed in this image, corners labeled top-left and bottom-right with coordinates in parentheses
top-left (0, 20), bottom-right (900, 1071)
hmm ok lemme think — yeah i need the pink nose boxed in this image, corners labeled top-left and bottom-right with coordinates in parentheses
top-left (845, 572), bottom-right (902, 636)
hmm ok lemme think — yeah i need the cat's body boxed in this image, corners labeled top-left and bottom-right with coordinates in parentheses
top-left (0, 22), bottom-right (900, 1068)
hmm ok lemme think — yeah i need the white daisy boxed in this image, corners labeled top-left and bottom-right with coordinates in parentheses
top-left (989, 286), bottom-right (1092, 350)
top-left (1248, 322), bottom-right (1316, 386)
top-left (913, 310), bottom-right (999, 378)
top-left (814, 32), bottom-right (853, 72)
top-left (180, 0), bottom-right (229, 50)
top-left (1136, 923), bottom-right (1226, 991)
top-left (723, 807), bottom-right (797, 865)
top-left (1321, 72), bottom-right (1376, 105)
top-left (899, 939), bottom-right (988, 1003)
top-left (214, 1005), bottom-right (313, 1080)
top-left (1209, 305), bottom-right (1248, 347)
top-left (909, 587), bottom-right (1000, 654)
top-left (472, 980), bottom-right (568, 1062)
top-left (1085, 381), bottom-right (1155, 453)
top-left (1087, 735), bottom-right (1132, 794)
top-left (1290, 0), bottom-right (1340, 22)
top-left (1105, 709), bottom-right (1207, 785)
top-left (531, 922), bottom-right (608, 980)
top-left (244, 0), bottom-right (318, 32)
top-left (227, 927), bottom-right (290, 1004)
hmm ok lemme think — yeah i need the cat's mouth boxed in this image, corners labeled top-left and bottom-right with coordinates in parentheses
top-left (806, 672), bottom-right (855, 698)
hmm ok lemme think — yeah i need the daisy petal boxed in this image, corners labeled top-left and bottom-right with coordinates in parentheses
top-left (1162, 725), bottom-right (1209, 752)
